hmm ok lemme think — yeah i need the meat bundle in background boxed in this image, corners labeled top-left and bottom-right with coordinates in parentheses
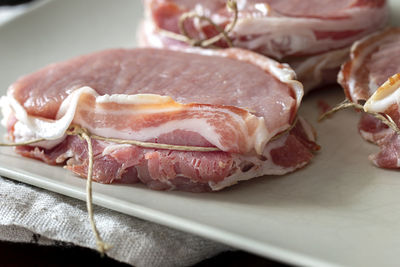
top-left (338, 28), bottom-right (400, 169)
top-left (1, 48), bottom-right (318, 192)
top-left (140, 0), bottom-right (388, 92)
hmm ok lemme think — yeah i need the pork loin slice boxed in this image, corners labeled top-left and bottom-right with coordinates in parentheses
top-left (143, 0), bottom-right (388, 59)
top-left (339, 28), bottom-right (400, 103)
top-left (140, 0), bottom-right (388, 92)
top-left (338, 28), bottom-right (400, 169)
top-left (2, 48), bottom-right (317, 191)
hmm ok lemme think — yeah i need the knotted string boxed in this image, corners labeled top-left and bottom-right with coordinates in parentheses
top-left (0, 124), bottom-right (224, 255)
top-left (319, 99), bottom-right (400, 135)
top-left (66, 125), bottom-right (111, 255)
top-left (0, 117), bottom-right (299, 255)
top-left (159, 0), bottom-right (238, 48)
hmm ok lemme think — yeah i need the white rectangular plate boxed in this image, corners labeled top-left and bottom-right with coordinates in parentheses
top-left (1, 1), bottom-right (400, 266)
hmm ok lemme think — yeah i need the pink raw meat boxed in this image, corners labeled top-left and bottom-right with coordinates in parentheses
top-left (339, 28), bottom-right (400, 169)
top-left (140, 0), bottom-right (388, 92)
top-left (3, 47), bottom-right (318, 191)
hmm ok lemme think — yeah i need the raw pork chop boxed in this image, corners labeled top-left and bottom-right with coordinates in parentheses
top-left (338, 28), bottom-right (400, 168)
top-left (140, 0), bottom-right (388, 91)
top-left (1, 48), bottom-right (318, 192)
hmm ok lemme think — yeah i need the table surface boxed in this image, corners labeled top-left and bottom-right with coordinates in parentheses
top-left (0, 241), bottom-right (289, 267)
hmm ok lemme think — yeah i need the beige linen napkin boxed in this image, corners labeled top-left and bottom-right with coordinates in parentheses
top-left (0, 177), bottom-right (230, 267)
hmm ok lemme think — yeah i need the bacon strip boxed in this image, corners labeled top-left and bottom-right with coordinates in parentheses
top-left (143, 0), bottom-right (388, 59)
top-left (339, 28), bottom-right (400, 102)
top-left (70, 87), bottom-right (268, 154)
top-left (338, 28), bottom-right (400, 169)
top-left (4, 86), bottom-right (268, 153)
top-left (14, 117), bottom-right (317, 191)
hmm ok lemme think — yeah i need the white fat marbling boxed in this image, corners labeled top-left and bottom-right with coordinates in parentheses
top-left (102, 144), bottom-right (133, 156)
top-left (96, 94), bottom-right (174, 105)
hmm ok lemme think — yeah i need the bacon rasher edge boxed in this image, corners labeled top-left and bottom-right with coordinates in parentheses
top-left (339, 27), bottom-right (400, 102)
top-left (4, 87), bottom-right (268, 154)
top-left (364, 74), bottom-right (400, 114)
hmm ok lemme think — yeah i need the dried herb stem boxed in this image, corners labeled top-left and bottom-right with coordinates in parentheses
top-left (319, 99), bottom-right (400, 135)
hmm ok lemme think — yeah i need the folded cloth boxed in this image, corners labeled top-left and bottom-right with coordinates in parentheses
top-left (0, 177), bottom-right (230, 266)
